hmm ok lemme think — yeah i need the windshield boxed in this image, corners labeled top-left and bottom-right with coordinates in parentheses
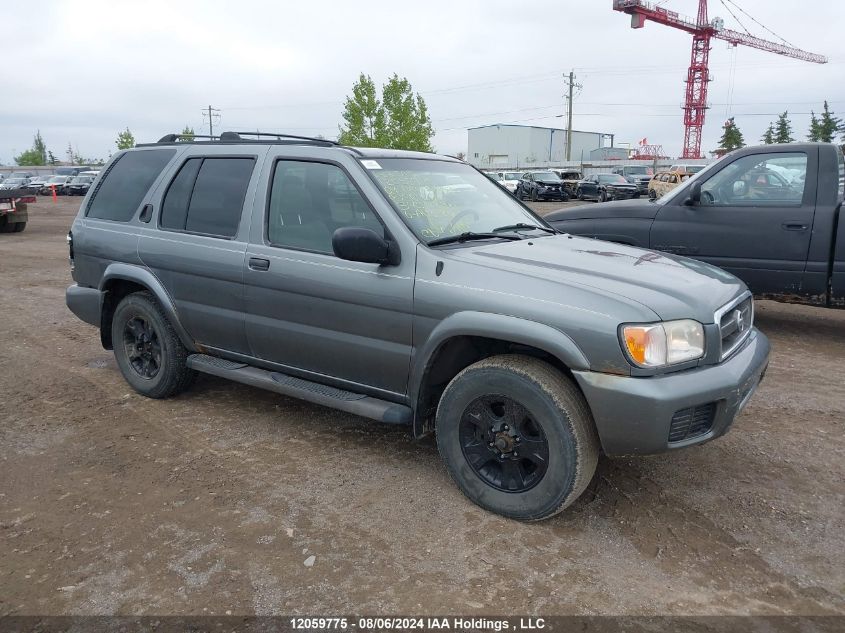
top-left (5, 179), bottom-right (25, 185)
top-left (366, 158), bottom-right (546, 244)
top-left (485, 172), bottom-right (502, 180)
top-left (71, 176), bottom-right (92, 184)
top-left (626, 167), bottom-right (653, 175)
top-left (502, 172), bottom-right (522, 180)
top-left (531, 172), bottom-right (560, 181)
top-left (598, 174), bottom-right (628, 184)
top-left (47, 176), bottom-right (66, 183)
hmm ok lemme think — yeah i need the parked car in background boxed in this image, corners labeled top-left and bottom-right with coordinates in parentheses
top-left (67, 175), bottom-right (95, 196)
top-left (546, 143), bottom-right (845, 309)
top-left (55, 166), bottom-right (95, 177)
top-left (611, 165), bottom-right (654, 195)
top-left (0, 187), bottom-right (34, 233)
top-left (515, 171), bottom-right (569, 201)
top-left (0, 177), bottom-right (31, 191)
top-left (39, 175), bottom-right (73, 195)
top-left (669, 163), bottom-right (706, 175)
top-left (26, 176), bottom-right (50, 193)
top-left (496, 171), bottom-right (522, 194)
top-left (9, 171), bottom-right (35, 180)
top-left (549, 170), bottom-right (583, 197)
top-left (575, 174), bottom-right (639, 202)
top-left (648, 171), bottom-right (688, 199)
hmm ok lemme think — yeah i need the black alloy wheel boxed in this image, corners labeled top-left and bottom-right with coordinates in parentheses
top-left (459, 394), bottom-right (550, 493)
top-left (122, 316), bottom-right (162, 379)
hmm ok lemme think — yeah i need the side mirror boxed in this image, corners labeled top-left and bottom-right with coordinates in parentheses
top-left (685, 181), bottom-right (702, 206)
top-left (332, 227), bottom-right (398, 266)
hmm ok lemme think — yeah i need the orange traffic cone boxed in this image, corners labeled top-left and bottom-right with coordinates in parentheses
top-left (51, 184), bottom-right (57, 202)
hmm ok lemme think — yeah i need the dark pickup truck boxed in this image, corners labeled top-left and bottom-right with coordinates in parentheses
top-left (547, 143), bottom-right (845, 308)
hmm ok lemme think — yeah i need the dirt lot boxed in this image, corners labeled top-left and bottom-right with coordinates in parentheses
top-left (1, 197), bottom-right (843, 616)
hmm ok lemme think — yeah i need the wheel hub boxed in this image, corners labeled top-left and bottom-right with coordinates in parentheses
top-left (459, 395), bottom-right (549, 493)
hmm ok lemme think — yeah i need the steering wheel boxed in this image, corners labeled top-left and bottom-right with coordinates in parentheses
top-left (701, 189), bottom-right (715, 205)
top-left (444, 209), bottom-right (479, 234)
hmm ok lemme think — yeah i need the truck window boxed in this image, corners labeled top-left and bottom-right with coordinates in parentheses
top-left (86, 149), bottom-right (176, 222)
top-left (267, 160), bottom-right (383, 254)
top-left (700, 152), bottom-right (807, 207)
top-left (160, 157), bottom-right (254, 238)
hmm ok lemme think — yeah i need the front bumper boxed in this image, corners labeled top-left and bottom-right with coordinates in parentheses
top-left (573, 328), bottom-right (770, 456)
top-left (607, 188), bottom-right (639, 199)
top-left (536, 189), bottom-right (568, 200)
top-left (66, 284), bottom-right (102, 327)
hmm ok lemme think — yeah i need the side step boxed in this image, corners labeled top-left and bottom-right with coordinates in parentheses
top-left (186, 354), bottom-right (412, 425)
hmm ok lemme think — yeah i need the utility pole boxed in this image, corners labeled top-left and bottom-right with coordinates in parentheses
top-left (201, 105), bottom-right (221, 138)
top-left (563, 71), bottom-right (582, 162)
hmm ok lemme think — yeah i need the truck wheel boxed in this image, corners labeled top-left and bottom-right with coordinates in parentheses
top-left (12, 222), bottom-right (26, 232)
top-left (436, 355), bottom-right (599, 521)
top-left (112, 291), bottom-right (196, 399)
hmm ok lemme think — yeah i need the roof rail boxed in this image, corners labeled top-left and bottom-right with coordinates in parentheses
top-left (147, 131), bottom-right (338, 147)
top-left (218, 131), bottom-right (339, 146)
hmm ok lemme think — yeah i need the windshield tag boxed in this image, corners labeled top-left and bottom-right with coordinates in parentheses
top-left (361, 160), bottom-right (382, 170)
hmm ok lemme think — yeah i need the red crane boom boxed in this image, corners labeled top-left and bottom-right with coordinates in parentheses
top-left (612, 0), bottom-right (828, 158)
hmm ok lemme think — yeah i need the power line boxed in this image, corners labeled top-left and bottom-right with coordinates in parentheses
top-left (725, 0), bottom-right (794, 47)
top-left (201, 105), bottom-right (221, 136)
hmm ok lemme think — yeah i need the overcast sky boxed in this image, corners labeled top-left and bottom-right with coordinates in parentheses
top-left (2, 0), bottom-right (843, 164)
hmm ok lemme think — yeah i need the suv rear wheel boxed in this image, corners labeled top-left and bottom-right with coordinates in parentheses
top-left (436, 355), bottom-right (599, 521)
top-left (112, 291), bottom-right (196, 399)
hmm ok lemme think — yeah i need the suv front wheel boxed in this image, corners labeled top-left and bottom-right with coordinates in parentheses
top-left (436, 355), bottom-right (599, 520)
top-left (112, 291), bottom-right (196, 399)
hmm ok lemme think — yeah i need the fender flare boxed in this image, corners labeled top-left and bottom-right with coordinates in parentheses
top-left (409, 312), bottom-right (591, 436)
top-left (100, 263), bottom-right (197, 352)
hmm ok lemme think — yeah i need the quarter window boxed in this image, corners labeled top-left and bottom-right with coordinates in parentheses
top-left (267, 160), bottom-right (383, 254)
top-left (86, 149), bottom-right (175, 222)
top-left (160, 157), bottom-right (254, 238)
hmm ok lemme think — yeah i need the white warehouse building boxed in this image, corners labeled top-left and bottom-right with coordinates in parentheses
top-left (467, 124), bottom-right (616, 169)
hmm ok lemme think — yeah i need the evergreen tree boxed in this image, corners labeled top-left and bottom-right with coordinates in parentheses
top-left (718, 117), bottom-right (745, 152)
top-left (761, 124), bottom-right (775, 145)
top-left (773, 111), bottom-right (794, 144)
top-left (179, 126), bottom-right (195, 142)
top-left (818, 101), bottom-right (842, 143)
top-left (807, 111), bottom-right (821, 142)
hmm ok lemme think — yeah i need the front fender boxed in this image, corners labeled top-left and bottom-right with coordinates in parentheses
top-left (550, 217), bottom-right (652, 248)
top-left (409, 311), bottom-right (591, 436)
top-left (100, 263), bottom-right (197, 352)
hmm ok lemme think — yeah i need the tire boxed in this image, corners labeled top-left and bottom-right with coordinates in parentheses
top-left (530, 188), bottom-right (538, 202)
top-left (111, 291), bottom-right (196, 399)
top-left (435, 355), bottom-right (600, 521)
top-left (649, 189), bottom-right (657, 200)
top-left (576, 188), bottom-right (584, 201)
top-left (12, 222), bottom-right (26, 233)
top-left (599, 190), bottom-right (607, 203)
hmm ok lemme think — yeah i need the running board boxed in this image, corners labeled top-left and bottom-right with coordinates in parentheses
top-left (186, 354), bottom-right (412, 425)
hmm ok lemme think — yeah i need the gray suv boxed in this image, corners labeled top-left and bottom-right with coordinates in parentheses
top-left (66, 132), bottom-right (770, 520)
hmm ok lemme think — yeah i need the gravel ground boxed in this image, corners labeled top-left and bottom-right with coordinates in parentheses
top-left (0, 196), bottom-right (843, 616)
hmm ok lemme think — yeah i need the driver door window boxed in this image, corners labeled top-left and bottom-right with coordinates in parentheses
top-left (700, 152), bottom-right (807, 207)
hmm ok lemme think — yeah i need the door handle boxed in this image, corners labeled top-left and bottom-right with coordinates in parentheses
top-left (248, 257), bottom-right (270, 271)
top-left (139, 204), bottom-right (153, 223)
top-left (781, 222), bottom-right (808, 231)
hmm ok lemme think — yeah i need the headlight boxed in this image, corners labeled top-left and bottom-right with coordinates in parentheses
top-left (621, 319), bottom-right (704, 368)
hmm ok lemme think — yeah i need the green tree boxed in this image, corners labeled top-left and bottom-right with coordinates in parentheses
top-left (14, 131), bottom-right (48, 166)
top-left (338, 74), bottom-right (383, 147)
top-left (717, 117), bottom-right (745, 152)
top-left (761, 123), bottom-right (775, 145)
top-left (47, 150), bottom-right (58, 165)
top-left (818, 101), bottom-right (842, 143)
top-left (773, 111), bottom-right (794, 144)
top-left (179, 126), bottom-right (195, 142)
top-left (807, 111), bottom-right (821, 142)
top-left (338, 73), bottom-right (434, 151)
top-left (116, 127), bottom-right (136, 150)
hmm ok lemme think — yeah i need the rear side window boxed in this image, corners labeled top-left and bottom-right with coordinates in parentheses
top-left (160, 157), bottom-right (255, 238)
top-left (86, 149), bottom-right (175, 222)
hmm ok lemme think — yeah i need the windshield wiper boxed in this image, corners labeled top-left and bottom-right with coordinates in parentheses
top-left (428, 232), bottom-right (524, 247)
top-left (492, 222), bottom-right (559, 235)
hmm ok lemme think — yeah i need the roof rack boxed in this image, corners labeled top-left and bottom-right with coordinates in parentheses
top-left (148, 131), bottom-right (338, 147)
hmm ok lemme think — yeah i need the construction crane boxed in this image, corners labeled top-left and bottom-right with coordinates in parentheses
top-left (612, 0), bottom-right (828, 158)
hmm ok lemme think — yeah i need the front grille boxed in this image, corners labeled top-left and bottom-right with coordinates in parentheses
top-left (717, 293), bottom-right (753, 360)
top-left (668, 403), bottom-right (717, 443)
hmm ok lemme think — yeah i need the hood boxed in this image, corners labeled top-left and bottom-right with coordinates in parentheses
top-left (535, 179), bottom-right (562, 186)
top-left (441, 234), bottom-right (744, 323)
top-left (606, 182), bottom-right (638, 188)
top-left (544, 198), bottom-right (660, 222)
